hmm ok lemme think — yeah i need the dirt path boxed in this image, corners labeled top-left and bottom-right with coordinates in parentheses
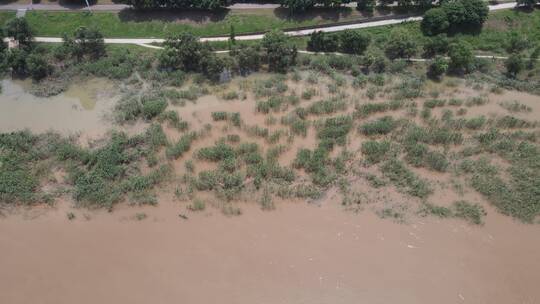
top-left (0, 200), bottom-right (539, 304)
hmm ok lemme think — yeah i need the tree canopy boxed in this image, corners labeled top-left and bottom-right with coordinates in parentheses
top-left (262, 30), bottom-right (297, 73)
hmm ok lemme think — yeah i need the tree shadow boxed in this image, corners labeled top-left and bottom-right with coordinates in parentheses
top-left (0, 0), bottom-right (23, 4)
top-left (272, 7), bottom-right (353, 23)
top-left (51, 0), bottom-right (99, 9)
top-left (118, 8), bottom-right (229, 24)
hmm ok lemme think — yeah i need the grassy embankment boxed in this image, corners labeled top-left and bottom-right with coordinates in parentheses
top-left (8, 7), bottom-right (369, 38)
top-left (0, 8), bottom-right (538, 56)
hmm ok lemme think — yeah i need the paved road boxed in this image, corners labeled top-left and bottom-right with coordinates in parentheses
top-left (27, 2), bottom-right (516, 48)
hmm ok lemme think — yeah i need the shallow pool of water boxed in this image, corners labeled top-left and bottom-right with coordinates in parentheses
top-left (0, 78), bottom-right (117, 135)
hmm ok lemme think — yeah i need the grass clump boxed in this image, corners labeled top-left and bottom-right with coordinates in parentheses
top-left (211, 111), bottom-right (228, 121)
top-left (307, 97), bottom-right (347, 115)
top-left (420, 201), bottom-right (486, 225)
top-left (403, 124), bottom-right (463, 146)
top-left (188, 199), bottom-right (206, 211)
top-left (158, 110), bottom-right (189, 131)
top-left (317, 115), bottom-right (353, 147)
top-left (381, 159), bottom-right (432, 198)
top-left (359, 116), bottom-right (396, 136)
top-left (423, 99), bottom-right (446, 109)
top-left (420, 202), bottom-right (453, 218)
top-left (354, 100), bottom-right (404, 118)
top-left (452, 200), bottom-right (486, 225)
top-left (361, 140), bottom-right (391, 164)
top-left (499, 101), bottom-right (532, 113)
top-left (165, 132), bottom-right (198, 159)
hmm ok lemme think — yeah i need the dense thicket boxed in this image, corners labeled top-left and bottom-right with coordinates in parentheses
top-left (308, 30), bottom-right (371, 55)
top-left (421, 0), bottom-right (489, 36)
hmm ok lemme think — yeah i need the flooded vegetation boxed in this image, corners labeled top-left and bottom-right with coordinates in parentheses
top-left (2, 69), bottom-right (539, 225)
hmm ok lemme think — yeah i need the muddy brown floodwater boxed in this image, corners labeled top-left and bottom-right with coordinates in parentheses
top-left (1, 200), bottom-right (539, 304)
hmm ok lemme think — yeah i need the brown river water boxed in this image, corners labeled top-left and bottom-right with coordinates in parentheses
top-left (1, 201), bottom-right (539, 304)
top-left (1, 78), bottom-right (539, 304)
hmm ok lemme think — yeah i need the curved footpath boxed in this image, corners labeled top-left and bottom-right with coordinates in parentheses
top-left (26, 2), bottom-right (516, 49)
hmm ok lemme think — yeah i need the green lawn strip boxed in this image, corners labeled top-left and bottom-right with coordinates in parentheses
top-left (23, 10), bottom-right (359, 38)
top-left (0, 11), bottom-right (15, 25)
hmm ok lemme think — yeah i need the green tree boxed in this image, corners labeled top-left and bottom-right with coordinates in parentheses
top-left (201, 53), bottom-right (225, 82)
top-left (528, 46), bottom-right (540, 69)
top-left (233, 45), bottom-right (261, 74)
top-left (356, 0), bottom-right (375, 13)
top-left (6, 48), bottom-right (28, 76)
top-left (505, 32), bottom-right (529, 54)
top-left (229, 24), bottom-right (236, 49)
top-left (448, 41), bottom-right (474, 74)
top-left (421, 8), bottom-right (449, 36)
top-left (262, 30), bottom-right (297, 73)
top-left (397, 0), bottom-right (413, 11)
top-left (0, 30), bottom-right (6, 54)
top-left (339, 30), bottom-right (370, 55)
top-left (423, 34), bottom-right (449, 58)
top-left (461, 0), bottom-right (489, 28)
top-left (414, 0), bottom-right (434, 9)
top-left (27, 53), bottom-right (51, 80)
top-left (280, 0), bottom-right (316, 12)
top-left (160, 32), bottom-right (206, 72)
top-left (505, 54), bottom-right (524, 78)
top-left (64, 26), bottom-right (106, 60)
top-left (4, 17), bottom-right (33, 49)
top-left (427, 56), bottom-right (448, 80)
top-left (442, 0), bottom-right (488, 33)
top-left (307, 31), bottom-right (339, 53)
top-left (384, 28), bottom-right (417, 60)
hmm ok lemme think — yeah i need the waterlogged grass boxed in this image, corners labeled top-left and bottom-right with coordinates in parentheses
top-left (193, 141), bottom-right (295, 201)
top-left (381, 158), bottom-right (432, 198)
top-left (0, 131), bottom-right (60, 205)
top-left (0, 127), bottom-right (171, 209)
top-left (461, 136), bottom-right (540, 222)
top-left (420, 201), bottom-right (486, 225)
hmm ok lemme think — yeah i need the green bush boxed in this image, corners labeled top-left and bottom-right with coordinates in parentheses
top-left (359, 116), bottom-right (396, 136)
top-left (141, 97), bottom-right (167, 120)
top-left (197, 142), bottom-right (236, 162)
